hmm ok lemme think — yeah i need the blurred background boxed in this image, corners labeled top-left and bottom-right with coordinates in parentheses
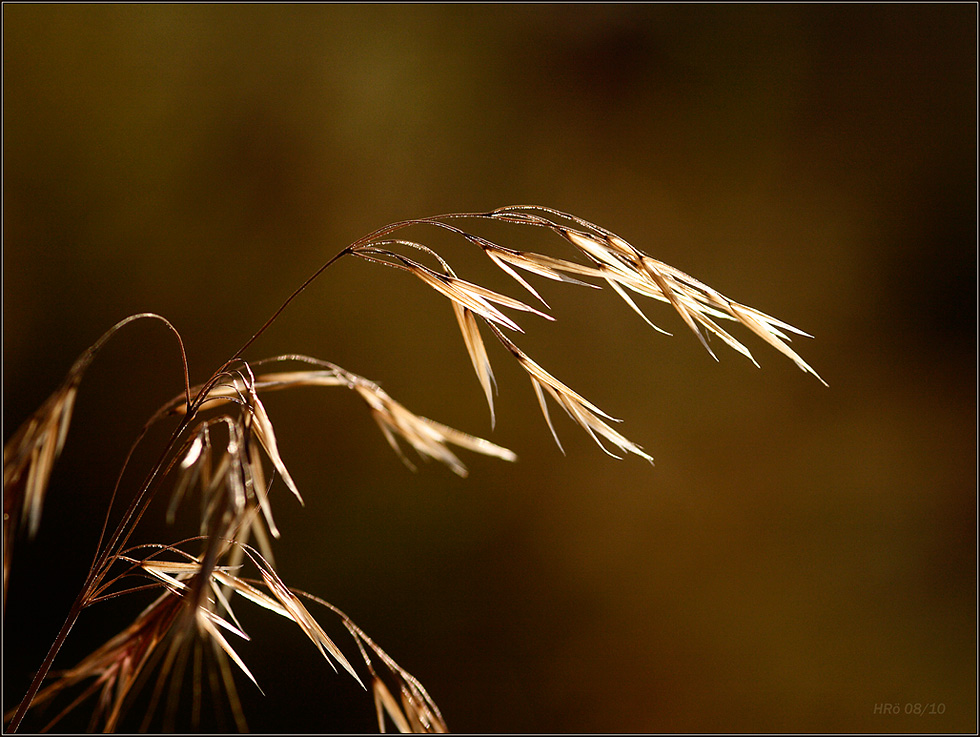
top-left (3, 4), bottom-right (975, 733)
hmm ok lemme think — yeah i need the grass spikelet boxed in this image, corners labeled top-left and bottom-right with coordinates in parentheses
top-left (452, 303), bottom-right (498, 426)
top-left (491, 326), bottom-right (654, 462)
top-left (3, 378), bottom-right (78, 544)
top-left (352, 378), bottom-right (517, 476)
top-left (355, 247), bottom-right (554, 333)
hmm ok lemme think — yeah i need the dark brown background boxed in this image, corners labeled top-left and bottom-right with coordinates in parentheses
top-left (3, 5), bottom-right (976, 733)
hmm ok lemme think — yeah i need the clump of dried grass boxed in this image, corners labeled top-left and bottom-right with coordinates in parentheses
top-left (3, 207), bottom-right (822, 733)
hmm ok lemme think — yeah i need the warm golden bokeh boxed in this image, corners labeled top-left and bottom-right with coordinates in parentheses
top-left (4, 5), bottom-right (975, 733)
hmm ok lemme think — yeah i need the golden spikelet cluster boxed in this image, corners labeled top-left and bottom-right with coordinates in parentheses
top-left (4, 207), bottom-right (822, 733)
top-left (3, 373), bottom-right (80, 597)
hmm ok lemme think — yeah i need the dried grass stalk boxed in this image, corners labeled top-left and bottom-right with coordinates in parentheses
top-left (4, 207), bottom-right (822, 733)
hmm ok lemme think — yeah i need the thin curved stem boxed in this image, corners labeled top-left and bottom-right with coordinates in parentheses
top-left (228, 246), bottom-right (352, 362)
top-left (82, 312), bottom-right (193, 412)
top-left (227, 210), bottom-right (499, 361)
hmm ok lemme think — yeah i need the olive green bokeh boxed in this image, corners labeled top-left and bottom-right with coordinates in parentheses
top-left (3, 5), bottom-right (975, 733)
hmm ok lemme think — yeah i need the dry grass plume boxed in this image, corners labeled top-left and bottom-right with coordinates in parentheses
top-left (3, 207), bottom-right (822, 733)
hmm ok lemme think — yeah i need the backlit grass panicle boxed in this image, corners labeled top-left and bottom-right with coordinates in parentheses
top-left (299, 592), bottom-right (448, 734)
top-left (168, 415), bottom-right (278, 567)
top-left (351, 377), bottom-right (518, 476)
top-left (354, 246), bottom-right (554, 334)
top-left (482, 205), bottom-right (826, 384)
top-left (21, 589), bottom-right (186, 733)
top-left (161, 363), bottom-right (309, 569)
top-left (4, 207), bottom-right (823, 733)
top-left (2, 376), bottom-right (79, 539)
top-left (3, 374), bottom-right (79, 598)
top-left (368, 661), bottom-right (447, 734)
top-left (164, 359), bottom-right (518, 478)
top-left (18, 538), bottom-right (255, 732)
top-left (490, 326), bottom-right (654, 462)
top-left (20, 538), bottom-right (445, 733)
top-left (344, 207), bottom-right (823, 463)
